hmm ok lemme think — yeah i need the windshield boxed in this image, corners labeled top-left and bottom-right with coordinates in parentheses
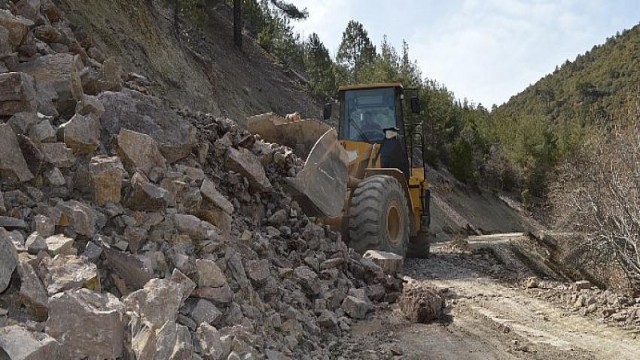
top-left (341, 87), bottom-right (397, 142)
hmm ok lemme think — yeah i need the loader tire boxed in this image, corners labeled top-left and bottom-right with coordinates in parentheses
top-left (348, 175), bottom-right (409, 257)
top-left (407, 231), bottom-right (432, 258)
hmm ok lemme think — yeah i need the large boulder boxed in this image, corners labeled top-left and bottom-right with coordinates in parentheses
top-left (0, 325), bottom-right (60, 360)
top-left (16, 260), bottom-right (48, 320)
top-left (200, 178), bottom-right (234, 214)
top-left (56, 200), bottom-right (96, 237)
top-left (59, 113), bottom-right (101, 154)
top-left (399, 281), bottom-right (444, 323)
top-left (16, 53), bottom-right (84, 116)
top-left (38, 254), bottom-right (100, 295)
top-left (99, 89), bottom-right (197, 163)
top-left (124, 278), bottom-right (187, 327)
top-left (117, 128), bottom-right (166, 177)
top-left (102, 247), bottom-right (154, 290)
top-left (0, 124), bottom-right (34, 184)
top-left (126, 172), bottom-right (170, 211)
top-left (226, 147), bottom-right (272, 192)
top-left (89, 155), bottom-right (125, 205)
top-left (0, 72), bottom-right (37, 116)
top-left (0, 228), bottom-right (18, 293)
top-left (46, 289), bottom-right (125, 359)
top-left (0, 10), bottom-right (33, 48)
top-left (39, 142), bottom-right (75, 168)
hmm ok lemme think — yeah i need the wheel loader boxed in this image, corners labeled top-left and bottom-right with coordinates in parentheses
top-left (247, 82), bottom-right (431, 257)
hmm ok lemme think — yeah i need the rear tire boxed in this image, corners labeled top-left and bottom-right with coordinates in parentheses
top-left (407, 231), bottom-right (432, 258)
top-left (348, 175), bottom-right (409, 257)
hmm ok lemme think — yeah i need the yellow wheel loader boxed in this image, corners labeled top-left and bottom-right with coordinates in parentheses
top-left (247, 82), bottom-right (431, 257)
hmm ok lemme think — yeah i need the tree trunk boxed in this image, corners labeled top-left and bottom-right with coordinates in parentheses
top-left (233, 0), bottom-right (242, 49)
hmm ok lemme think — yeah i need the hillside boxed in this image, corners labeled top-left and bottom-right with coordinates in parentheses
top-left (497, 23), bottom-right (640, 124)
top-left (55, 0), bottom-right (321, 123)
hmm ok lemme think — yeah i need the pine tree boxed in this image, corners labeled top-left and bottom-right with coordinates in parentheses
top-left (336, 20), bottom-right (377, 84)
top-left (304, 33), bottom-right (336, 100)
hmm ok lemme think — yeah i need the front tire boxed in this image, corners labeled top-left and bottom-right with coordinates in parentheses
top-left (348, 175), bottom-right (410, 257)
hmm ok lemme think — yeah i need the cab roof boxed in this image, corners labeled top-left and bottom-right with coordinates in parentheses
top-left (338, 82), bottom-right (404, 92)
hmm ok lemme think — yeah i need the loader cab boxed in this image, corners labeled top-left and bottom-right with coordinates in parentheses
top-left (335, 84), bottom-right (406, 144)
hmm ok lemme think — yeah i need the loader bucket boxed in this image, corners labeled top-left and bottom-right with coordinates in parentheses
top-left (284, 128), bottom-right (349, 218)
top-left (247, 113), bottom-right (332, 157)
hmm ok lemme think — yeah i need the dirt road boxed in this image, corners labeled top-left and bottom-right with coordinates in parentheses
top-left (331, 239), bottom-right (640, 360)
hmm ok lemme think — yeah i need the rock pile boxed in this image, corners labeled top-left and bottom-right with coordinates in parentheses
top-left (0, 2), bottom-right (403, 359)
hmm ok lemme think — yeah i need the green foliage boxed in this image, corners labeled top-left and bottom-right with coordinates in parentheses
top-left (304, 33), bottom-right (335, 100)
top-left (336, 21), bottom-right (377, 84)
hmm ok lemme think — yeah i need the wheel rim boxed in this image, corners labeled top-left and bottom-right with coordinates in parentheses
top-left (386, 199), bottom-right (403, 246)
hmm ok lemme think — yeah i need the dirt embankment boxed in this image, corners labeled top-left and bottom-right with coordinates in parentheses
top-left (55, 0), bottom-right (321, 123)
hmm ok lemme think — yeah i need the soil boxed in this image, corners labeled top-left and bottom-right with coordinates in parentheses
top-left (331, 240), bottom-right (640, 359)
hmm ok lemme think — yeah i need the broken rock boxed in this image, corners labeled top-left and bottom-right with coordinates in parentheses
top-left (363, 250), bottom-right (404, 275)
top-left (0, 229), bottom-right (18, 293)
top-left (89, 155), bottom-right (125, 205)
top-left (226, 147), bottom-right (272, 192)
top-left (399, 281), bottom-right (443, 323)
top-left (117, 128), bottom-right (167, 177)
top-left (126, 172), bottom-right (169, 211)
top-left (103, 247), bottom-right (154, 290)
top-left (59, 113), bottom-right (101, 154)
top-left (0, 10), bottom-right (33, 47)
top-left (39, 142), bottom-right (75, 168)
top-left (16, 260), bottom-right (48, 320)
top-left (124, 278), bottom-right (188, 327)
top-left (46, 288), bottom-right (125, 359)
top-left (39, 254), bottom-right (100, 295)
top-left (0, 123), bottom-right (34, 183)
top-left (0, 325), bottom-right (60, 360)
top-left (200, 178), bottom-right (234, 214)
top-left (44, 234), bottom-right (74, 256)
top-left (195, 259), bottom-right (227, 288)
top-left (341, 295), bottom-right (371, 320)
top-left (56, 200), bottom-right (96, 237)
top-left (0, 72), bottom-right (37, 116)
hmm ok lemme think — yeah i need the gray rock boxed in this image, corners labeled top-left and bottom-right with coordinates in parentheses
top-left (190, 299), bottom-right (222, 325)
top-left (124, 278), bottom-right (185, 327)
top-left (7, 112), bottom-right (38, 135)
top-left (226, 250), bottom-right (249, 288)
top-left (14, 0), bottom-right (42, 22)
top-left (56, 200), bottom-right (96, 237)
top-left (16, 260), bottom-right (48, 320)
top-left (39, 142), bottom-right (75, 168)
top-left (200, 179), bottom-right (234, 214)
top-left (28, 120), bottom-right (56, 143)
top-left (267, 209), bottom-right (287, 226)
top-left (155, 321), bottom-right (194, 360)
top-left (126, 172), bottom-right (170, 211)
top-left (196, 323), bottom-right (229, 360)
top-left (59, 113), bottom-right (101, 154)
top-left (0, 123), bottom-right (34, 183)
top-left (0, 228), bottom-right (18, 292)
top-left (39, 254), bottom-right (100, 295)
top-left (103, 247), bottom-right (154, 290)
top-left (574, 280), bottom-right (593, 290)
top-left (75, 94), bottom-right (105, 118)
top-left (16, 53), bottom-right (84, 116)
top-left (82, 241), bottom-right (102, 262)
top-left (173, 214), bottom-right (207, 240)
top-left (0, 24), bottom-right (10, 58)
top-left (0, 325), bottom-right (60, 360)
top-left (44, 167), bottom-right (65, 186)
top-left (191, 284), bottom-right (234, 305)
top-left (341, 296), bottom-right (371, 319)
top-left (0, 216), bottom-right (27, 230)
top-left (246, 259), bottom-right (271, 286)
top-left (317, 310), bottom-right (338, 330)
top-left (44, 234), bottom-right (74, 256)
top-left (33, 24), bottom-right (63, 43)
top-left (25, 232), bottom-right (46, 254)
top-left (294, 266), bottom-right (321, 296)
top-left (117, 128), bottom-right (167, 177)
top-left (226, 147), bottom-right (272, 192)
top-left (0, 10), bottom-right (34, 48)
top-left (89, 155), bottom-right (125, 205)
top-left (99, 89), bottom-right (197, 163)
top-left (170, 268), bottom-right (196, 303)
top-left (195, 259), bottom-right (227, 288)
top-left (46, 289), bottom-right (125, 359)
top-left (33, 215), bottom-right (54, 237)
top-left (363, 250), bottom-right (404, 275)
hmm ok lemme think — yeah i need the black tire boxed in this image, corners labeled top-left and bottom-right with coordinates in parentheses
top-left (348, 175), bottom-right (410, 256)
top-left (407, 231), bottom-right (432, 258)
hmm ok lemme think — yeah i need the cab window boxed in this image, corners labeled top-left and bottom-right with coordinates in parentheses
top-left (341, 88), bottom-right (397, 143)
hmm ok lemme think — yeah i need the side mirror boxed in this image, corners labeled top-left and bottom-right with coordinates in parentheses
top-left (410, 96), bottom-right (421, 114)
top-left (322, 103), bottom-right (332, 120)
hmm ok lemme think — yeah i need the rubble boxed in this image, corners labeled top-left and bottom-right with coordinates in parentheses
top-left (399, 280), bottom-right (444, 323)
top-left (0, 2), bottom-right (404, 358)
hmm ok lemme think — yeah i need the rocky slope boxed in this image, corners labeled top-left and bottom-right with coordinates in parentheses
top-left (0, 2), bottom-right (403, 359)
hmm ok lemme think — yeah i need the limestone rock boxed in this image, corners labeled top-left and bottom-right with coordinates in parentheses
top-left (246, 259), bottom-right (271, 286)
top-left (0, 216), bottom-right (27, 230)
top-left (59, 113), bottom-right (101, 154)
top-left (76, 94), bottom-right (105, 117)
top-left (0, 123), bottom-right (34, 183)
top-left (195, 259), bottom-right (227, 288)
top-left (44, 234), bottom-right (74, 256)
top-left (102, 247), bottom-right (154, 290)
top-left (46, 289), bottom-right (125, 359)
top-left (0, 325), bottom-right (60, 360)
top-left (33, 24), bottom-right (63, 43)
top-left (170, 268), bottom-right (196, 303)
top-left (341, 295), bottom-right (371, 320)
top-left (200, 179), bottom-right (234, 214)
top-left (99, 89), bottom-right (197, 163)
top-left (14, 0), bottom-right (42, 23)
top-left (33, 215), bottom-right (54, 237)
top-left (196, 323), bottom-right (229, 360)
top-left (16, 53), bottom-right (84, 116)
top-left (0, 72), bottom-right (37, 115)
top-left (44, 167), bottom-right (65, 186)
top-left (0, 229), bottom-right (18, 292)
top-left (7, 112), bottom-right (38, 135)
top-left (293, 266), bottom-right (320, 296)
top-left (89, 155), bottom-right (125, 205)
top-left (28, 119), bottom-right (56, 143)
top-left (363, 250), bottom-right (404, 275)
top-left (155, 322), bottom-right (194, 360)
top-left (191, 284), bottom-right (234, 305)
top-left (190, 299), bottom-right (222, 325)
top-left (25, 232), bottom-right (46, 254)
top-left (124, 278), bottom-right (188, 327)
top-left (0, 26), bottom-right (9, 57)
top-left (117, 128), bottom-right (167, 176)
top-left (39, 254), bottom-right (100, 295)
top-left (0, 10), bottom-right (33, 48)
top-left (399, 282), bottom-right (443, 323)
top-left (39, 142), bottom-right (75, 168)
top-left (226, 147), bottom-right (272, 192)
top-left (126, 172), bottom-right (169, 211)
top-left (16, 260), bottom-right (48, 320)
top-left (56, 200), bottom-right (96, 237)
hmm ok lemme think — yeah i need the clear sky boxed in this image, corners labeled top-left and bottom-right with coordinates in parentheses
top-left (291, 0), bottom-right (640, 107)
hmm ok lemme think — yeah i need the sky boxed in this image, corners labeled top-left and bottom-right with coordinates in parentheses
top-left (291, 0), bottom-right (640, 107)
